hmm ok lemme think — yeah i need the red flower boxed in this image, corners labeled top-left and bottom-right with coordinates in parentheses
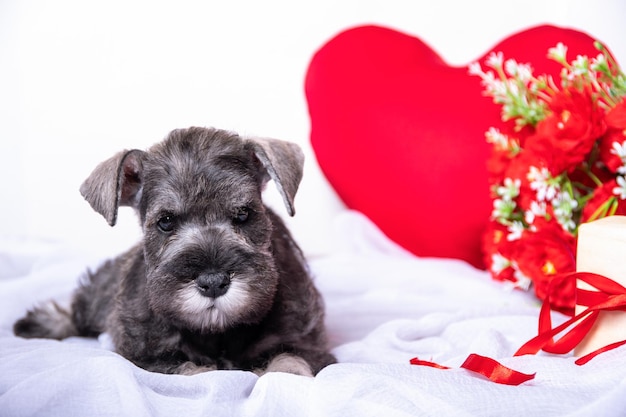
top-left (525, 87), bottom-right (606, 174)
top-left (599, 100), bottom-right (626, 173)
top-left (606, 99), bottom-right (626, 129)
top-left (483, 223), bottom-right (510, 266)
top-left (512, 226), bottom-right (577, 314)
top-left (487, 149), bottom-right (515, 183)
top-left (581, 179), bottom-right (626, 222)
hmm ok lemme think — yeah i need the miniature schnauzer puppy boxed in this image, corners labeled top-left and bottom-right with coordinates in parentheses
top-left (14, 127), bottom-right (336, 376)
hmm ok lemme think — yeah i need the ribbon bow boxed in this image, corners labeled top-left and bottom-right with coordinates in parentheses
top-left (515, 272), bottom-right (626, 365)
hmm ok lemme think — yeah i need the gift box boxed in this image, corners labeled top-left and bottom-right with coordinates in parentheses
top-left (574, 215), bottom-right (626, 357)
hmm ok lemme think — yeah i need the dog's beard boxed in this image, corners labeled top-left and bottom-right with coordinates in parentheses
top-left (174, 279), bottom-right (252, 332)
top-left (146, 228), bottom-right (279, 333)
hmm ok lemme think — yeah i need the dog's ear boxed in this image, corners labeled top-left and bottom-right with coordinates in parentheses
top-left (80, 150), bottom-right (145, 226)
top-left (248, 138), bottom-right (304, 216)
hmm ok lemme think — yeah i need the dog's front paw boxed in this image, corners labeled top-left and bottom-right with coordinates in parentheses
top-left (257, 353), bottom-right (314, 377)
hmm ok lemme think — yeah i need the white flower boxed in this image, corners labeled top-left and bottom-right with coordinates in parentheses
top-left (512, 268), bottom-right (532, 291)
top-left (548, 43), bottom-right (568, 62)
top-left (590, 53), bottom-right (608, 72)
top-left (571, 55), bottom-right (590, 75)
top-left (486, 51), bottom-right (504, 69)
top-left (504, 59), bottom-right (533, 82)
top-left (553, 191), bottom-right (579, 214)
top-left (516, 63), bottom-right (533, 83)
top-left (506, 80), bottom-right (520, 97)
top-left (563, 55), bottom-right (592, 81)
top-left (528, 166), bottom-right (559, 202)
top-left (486, 79), bottom-right (507, 98)
top-left (524, 201), bottom-right (547, 225)
top-left (492, 198), bottom-right (516, 221)
top-left (468, 61), bottom-right (483, 76)
top-left (553, 192), bottom-right (579, 232)
top-left (614, 176), bottom-right (626, 200)
top-left (491, 253), bottom-right (511, 274)
top-left (506, 221), bottom-right (525, 241)
top-left (485, 127), bottom-right (508, 148)
top-left (611, 140), bottom-right (626, 160)
top-left (496, 177), bottom-right (521, 201)
top-left (527, 166), bottom-right (548, 182)
top-left (504, 59), bottom-right (518, 76)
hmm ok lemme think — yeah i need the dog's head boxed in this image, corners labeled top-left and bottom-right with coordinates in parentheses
top-left (80, 127), bottom-right (304, 332)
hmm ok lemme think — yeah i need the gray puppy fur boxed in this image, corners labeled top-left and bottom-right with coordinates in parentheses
top-left (14, 127), bottom-right (336, 376)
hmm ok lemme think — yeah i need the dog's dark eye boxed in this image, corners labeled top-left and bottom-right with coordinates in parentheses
top-left (157, 214), bottom-right (177, 233)
top-left (233, 207), bottom-right (250, 224)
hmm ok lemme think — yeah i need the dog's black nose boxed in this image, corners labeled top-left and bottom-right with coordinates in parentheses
top-left (195, 272), bottom-right (231, 298)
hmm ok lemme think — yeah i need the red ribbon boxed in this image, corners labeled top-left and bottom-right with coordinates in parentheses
top-left (410, 354), bottom-right (535, 386)
top-left (409, 357), bottom-right (450, 369)
top-left (514, 272), bottom-right (626, 359)
top-left (460, 354), bottom-right (536, 385)
top-left (410, 271), bottom-right (626, 385)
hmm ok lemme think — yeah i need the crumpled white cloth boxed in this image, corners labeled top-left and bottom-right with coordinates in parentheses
top-left (1, 210), bottom-right (626, 417)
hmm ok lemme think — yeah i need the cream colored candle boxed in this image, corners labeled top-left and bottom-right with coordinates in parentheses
top-left (575, 215), bottom-right (626, 356)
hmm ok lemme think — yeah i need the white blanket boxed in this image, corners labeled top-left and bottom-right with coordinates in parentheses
top-left (2, 211), bottom-right (626, 417)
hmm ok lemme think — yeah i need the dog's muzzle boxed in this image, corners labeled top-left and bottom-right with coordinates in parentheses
top-left (195, 272), bottom-right (231, 298)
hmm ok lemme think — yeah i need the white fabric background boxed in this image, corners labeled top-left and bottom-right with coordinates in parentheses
top-left (2, 211), bottom-right (626, 417)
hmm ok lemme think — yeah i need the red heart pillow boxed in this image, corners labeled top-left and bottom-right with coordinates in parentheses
top-left (305, 24), bottom-right (601, 269)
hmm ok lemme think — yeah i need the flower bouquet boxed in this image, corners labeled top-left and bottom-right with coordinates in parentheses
top-left (469, 42), bottom-right (626, 314)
